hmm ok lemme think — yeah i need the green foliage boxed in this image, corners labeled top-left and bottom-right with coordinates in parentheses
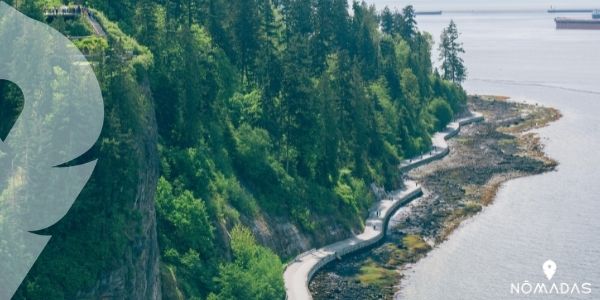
top-left (213, 174), bottom-right (259, 217)
top-left (357, 260), bottom-right (397, 287)
top-left (0, 80), bottom-right (23, 141)
top-left (401, 5), bottom-right (417, 40)
top-left (210, 226), bottom-right (284, 300)
top-left (11, 1), bottom-right (471, 298)
top-left (91, 9), bottom-right (154, 70)
top-left (156, 177), bottom-right (214, 253)
top-left (73, 36), bottom-right (108, 55)
top-left (439, 20), bottom-right (467, 83)
top-left (49, 16), bottom-right (93, 37)
top-left (402, 234), bottom-right (431, 254)
top-left (429, 98), bottom-right (454, 130)
top-left (334, 169), bottom-right (373, 216)
top-left (228, 90), bottom-right (263, 127)
top-left (233, 124), bottom-right (272, 181)
top-left (156, 177), bottom-right (217, 296)
top-left (15, 31), bottom-right (150, 297)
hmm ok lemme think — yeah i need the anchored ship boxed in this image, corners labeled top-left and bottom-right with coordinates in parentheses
top-left (415, 11), bottom-right (442, 15)
top-left (555, 10), bottom-right (600, 30)
top-left (548, 8), bottom-right (593, 13)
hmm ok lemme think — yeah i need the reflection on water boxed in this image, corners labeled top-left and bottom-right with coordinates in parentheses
top-left (396, 11), bottom-right (600, 300)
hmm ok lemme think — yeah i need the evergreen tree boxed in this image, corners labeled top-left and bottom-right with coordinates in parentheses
top-left (207, 0), bottom-right (233, 59)
top-left (135, 0), bottom-right (161, 47)
top-left (380, 7), bottom-right (394, 35)
top-left (439, 20), bottom-right (467, 83)
top-left (402, 5), bottom-right (417, 40)
top-left (12, 1), bottom-right (473, 298)
top-left (392, 10), bottom-right (405, 37)
top-left (232, 0), bottom-right (261, 82)
top-left (330, 0), bottom-right (351, 49)
top-left (282, 0), bottom-right (314, 37)
top-left (280, 35), bottom-right (319, 176)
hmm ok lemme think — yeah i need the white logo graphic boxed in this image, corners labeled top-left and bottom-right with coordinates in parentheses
top-left (0, 2), bottom-right (104, 299)
top-left (510, 260), bottom-right (593, 296)
top-left (544, 260), bottom-right (557, 280)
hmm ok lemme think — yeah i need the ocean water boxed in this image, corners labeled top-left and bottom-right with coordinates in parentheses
top-left (362, 0), bottom-right (598, 12)
top-left (392, 9), bottom-right (600, 300)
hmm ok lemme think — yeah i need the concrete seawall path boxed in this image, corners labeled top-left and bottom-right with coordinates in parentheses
top-left (283, 112), bottom-right (484, 300)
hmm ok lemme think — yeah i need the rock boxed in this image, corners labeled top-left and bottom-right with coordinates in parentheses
top-left (77, 77), bottom-right (161, 299)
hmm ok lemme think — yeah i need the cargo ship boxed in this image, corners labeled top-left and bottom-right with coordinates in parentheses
top-left (415, 11), bottom-right (442, 15)
top-left (555, 17), bottom-right (600, 30)
top-left (548, 8), bottom-right (593, 13)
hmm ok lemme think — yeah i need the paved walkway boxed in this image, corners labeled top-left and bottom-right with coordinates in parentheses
top-left (283, 112), bottom-right (484, 300)
top-left (85, 12), bottom-right (106, 37)
top-left (45, 8), bottom-right (106, 37)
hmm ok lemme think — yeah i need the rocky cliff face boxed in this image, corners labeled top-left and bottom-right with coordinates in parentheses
top-left (127, 79), bottom-right (161, 299)
top-left (251, 214), bottom-right (364, 260)
top-left (78, 78), bottom-right (161, 300)
top-left (251, 186), bottom-right (385, 259)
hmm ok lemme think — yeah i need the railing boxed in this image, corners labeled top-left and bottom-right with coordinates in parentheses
top-left (304, 186), bottom-right (423, 282)
top-left (284, 112), bottom-right (484, 300)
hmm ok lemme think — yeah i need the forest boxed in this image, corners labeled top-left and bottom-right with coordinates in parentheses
top-left (1, 0), bottom-right (467, 299)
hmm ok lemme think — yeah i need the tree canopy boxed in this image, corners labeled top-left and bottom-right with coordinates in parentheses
top-left (439, 20), bottom-right (467, 83)
top-left (9, 1), bottom-right (469, 299)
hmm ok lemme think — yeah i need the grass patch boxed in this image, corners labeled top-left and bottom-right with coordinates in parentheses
top-left (464, 201), bottom-right (483, 214)
top-left (402, 234), bottom-right (430, 254)
top-left (356, 260), bottom-right (397, 287)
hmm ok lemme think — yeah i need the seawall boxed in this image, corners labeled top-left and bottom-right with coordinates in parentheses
top-left (283, 112), bottom-right (484, 300)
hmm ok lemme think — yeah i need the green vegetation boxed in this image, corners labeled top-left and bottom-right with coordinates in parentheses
top-left (402, 234), bottom-right (431, 254)
top-left (357, 260), bottom-right (397, 287)
top-left (356, 234), bottom-right (431, 290)
top-left (439, 20), bottom-right (467, 83)
top-left (4, 1), bottom-right (467, 299)
top-left (48, 16), bottom-right (93, 37)
top-left (209, 226), bottom-right (284, 300)
top-left (12, 6), bottom-right (155, 300)
top-left (429, 97), bottom-right (454, 130)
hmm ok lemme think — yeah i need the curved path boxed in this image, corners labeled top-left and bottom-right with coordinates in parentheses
top-left (283, 112), bottom-right (484, 300)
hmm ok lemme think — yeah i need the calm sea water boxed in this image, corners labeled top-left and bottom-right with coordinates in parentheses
top-left (389, 8), bottom-right (600, 300)
top-left (362, 0), bottom-right (598, 12)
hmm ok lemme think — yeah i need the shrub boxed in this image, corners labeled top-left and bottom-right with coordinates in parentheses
top-left (211, 226), bottom-right (284, 300)
top-left (429, 97), bottom-right (454, 130)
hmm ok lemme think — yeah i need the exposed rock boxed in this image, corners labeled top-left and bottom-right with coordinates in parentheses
top-left (78, 77), bottom-right (161, 300)
top-left (251, 213), bottom-right (352, 259)
top-left (309, 96), bottom-right (561, 299)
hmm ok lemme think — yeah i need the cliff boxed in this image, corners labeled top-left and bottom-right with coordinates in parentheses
top-left (77, 77), bottom-right (161, 299)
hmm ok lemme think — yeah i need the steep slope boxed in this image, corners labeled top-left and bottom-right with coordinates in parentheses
top-left (4, 1), bottom-right (471, 299)
top-left (9, 7), bottom-right (162, 300)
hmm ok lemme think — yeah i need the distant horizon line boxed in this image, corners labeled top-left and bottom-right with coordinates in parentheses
top-left (413, 8), bottom-right (599, 15)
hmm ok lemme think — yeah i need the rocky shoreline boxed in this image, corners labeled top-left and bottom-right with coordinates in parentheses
top-left (309, 96), bottom-right (562, 300)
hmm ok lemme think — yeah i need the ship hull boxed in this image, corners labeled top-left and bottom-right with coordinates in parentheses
top-left (415, 11), bottom-right (442, 15)
top-left (548, 9), bottom-right (593, 13)
top-left (555, 18), bottom-right (600, 30)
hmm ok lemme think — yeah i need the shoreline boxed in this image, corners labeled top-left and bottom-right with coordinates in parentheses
top-left (309, 95), bottom-right (562, 299)
top-left (283, 111), bottom-right (484, 300)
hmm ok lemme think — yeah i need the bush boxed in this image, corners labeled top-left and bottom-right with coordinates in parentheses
top-left (429, 98), bottom-right (454, 130)
top-left (234, 124), bottom-right (273, 181)
top-left (213, 175), bottom-right (259, 217)
top-left (156, 177), bottom-right (214, 253)
top-left (211, 226), bottom-right (284, 300)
